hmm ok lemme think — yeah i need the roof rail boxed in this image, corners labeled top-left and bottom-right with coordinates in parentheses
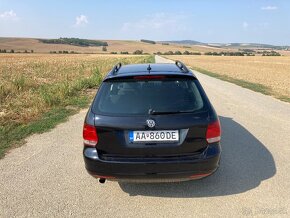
top-left (112, 63), bottom-right (122, 74)
top-left (175, 60), bottom-right (189, 73)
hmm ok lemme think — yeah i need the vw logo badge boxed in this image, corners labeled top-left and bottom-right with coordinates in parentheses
top-left (146, 119), bottom-right (155, 128)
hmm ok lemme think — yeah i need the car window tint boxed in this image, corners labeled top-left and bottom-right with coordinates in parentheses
top-left (93, 78), bottom-right (206, 115)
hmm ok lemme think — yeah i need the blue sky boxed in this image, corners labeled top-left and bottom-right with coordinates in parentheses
top-left (0, 0), bottom-right (289, 45)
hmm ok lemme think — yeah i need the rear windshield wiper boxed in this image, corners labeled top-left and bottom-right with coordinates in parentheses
top-left (148, 109), bottom-right (195, 115)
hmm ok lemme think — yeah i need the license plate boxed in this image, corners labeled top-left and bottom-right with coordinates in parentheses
top-left (129, 130), bottom-right (179, 142)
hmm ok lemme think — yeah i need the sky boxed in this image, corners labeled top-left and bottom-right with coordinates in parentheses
top-left (0, 0), bottom-right (289, 45)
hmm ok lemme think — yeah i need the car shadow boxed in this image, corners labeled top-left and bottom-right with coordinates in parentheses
top-left (118, 116), bottom-right (276, 197)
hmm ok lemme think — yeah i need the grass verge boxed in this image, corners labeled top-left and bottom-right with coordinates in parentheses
top-left (0, 107), bottom-right (77, 158)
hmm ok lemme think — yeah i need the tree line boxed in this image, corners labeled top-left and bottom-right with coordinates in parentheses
top-left (204, 51), bottom-right (255, 56)
top-left (110, 50), bottom-right (145, 55)
top-left (140, 39), bottom-right (156, 44)
top-left (0, 49), bottom-right (34, 53)
top-left (39, 38), bottom-right (108, 47)
top-left (258, 51), bottom-right (281, 56)
top-left (155, 51), bottom-right (201, 55)
top-left (204, 51), bottom-right (281, 56)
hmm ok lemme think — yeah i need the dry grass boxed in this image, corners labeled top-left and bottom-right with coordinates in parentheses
top-left (279, 50), bottom-right (290, 56)
top-left (0, 53), bottom-right (153, 157)
top-left (166, 55), bottom-right (290, 101)
top-left (0, 53), bottom-right (152, 125)
top-left (0, 37), bottom-right (230, 54)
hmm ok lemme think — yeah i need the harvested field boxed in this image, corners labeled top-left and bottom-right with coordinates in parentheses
top-left (165, 55), bottom-right (290, 102)
top-left (0, 53), bottom-right (154, 157)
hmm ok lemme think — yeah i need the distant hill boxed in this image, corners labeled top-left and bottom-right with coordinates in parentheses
top-left (221, 43), bottom-right (289, 50)
top-left (162, 40), bottom-right (289, 50)
top-left (0, 37), bottom-right (288, 54)
top-left (0, 37), bottom-right (227, 54)
top-left (161, 40), bottom-right (203, 45)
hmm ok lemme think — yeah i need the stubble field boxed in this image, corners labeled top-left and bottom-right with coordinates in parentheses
top-left (0, 53), bottom-right (153, 157)
top-left (165, 55), bottom-right (290, 102)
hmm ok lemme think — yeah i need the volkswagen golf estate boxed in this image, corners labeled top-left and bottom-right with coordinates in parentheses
top-left (83, 61), bottom-right (221, 183)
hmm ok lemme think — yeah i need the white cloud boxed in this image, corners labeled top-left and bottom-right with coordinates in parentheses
top-left (121, 12), bottom-right (189, 35)
top-left (74, 15), bottom-right (88, 27)
top-left (243, 22), bottom-right (249, 29)
top-left (0, 10), bottom-right (18, 20)
top-left (261, 6), bottom-right (278, 10)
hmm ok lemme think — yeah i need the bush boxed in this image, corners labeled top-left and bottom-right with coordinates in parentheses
top-left (110, 52), bottom-right (117, 54)
top-left (133, 50), bottom-right (143, 55)
top-left (102, 46), bottom-right (107, 52)
top-left (120, 51), bottom-right (129, 54)
top-left (174, 51), bottom-right (182, 55)
top-left (163, 51), bottom-right (174, 55)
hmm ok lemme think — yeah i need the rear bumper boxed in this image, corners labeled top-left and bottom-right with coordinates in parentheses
top-left (83, 143), bottom-right (221, 181)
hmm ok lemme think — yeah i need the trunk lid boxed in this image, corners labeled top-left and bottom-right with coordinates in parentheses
top-left (94, 112), bottom-right (209, 158)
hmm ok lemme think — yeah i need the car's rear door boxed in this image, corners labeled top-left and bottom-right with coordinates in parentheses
top-left (92, 76), bottom-right (210, 158)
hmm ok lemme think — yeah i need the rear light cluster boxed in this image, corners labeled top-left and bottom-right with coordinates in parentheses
top-left (83, 123), bottom-right (98, 146)
top-left (206, 120), bottom-right (221, 143)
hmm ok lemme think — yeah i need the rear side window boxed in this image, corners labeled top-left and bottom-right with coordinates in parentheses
top-left (92, 77), bottom-right (207, 116)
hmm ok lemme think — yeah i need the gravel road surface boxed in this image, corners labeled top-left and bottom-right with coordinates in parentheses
top-left (0, 55), bottom-right (289, 217)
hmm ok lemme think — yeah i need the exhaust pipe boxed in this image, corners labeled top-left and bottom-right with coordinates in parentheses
top-left (99, 178), bottom-right (106, 184)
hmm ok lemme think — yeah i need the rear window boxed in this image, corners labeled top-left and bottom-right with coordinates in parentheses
top-left (92, 77), bottom-right (207, 116)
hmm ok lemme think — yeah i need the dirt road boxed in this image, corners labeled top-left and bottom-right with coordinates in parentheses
top-left (1, 56), bottom-right (289, 217)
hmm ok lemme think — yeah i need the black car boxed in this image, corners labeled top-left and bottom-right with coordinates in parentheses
top-left (83, 61), bottom-right (221, 183)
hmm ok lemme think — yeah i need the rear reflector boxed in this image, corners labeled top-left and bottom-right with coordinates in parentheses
top-left (189, 173), bottom-right (211, 179)
top-left (91, 175), bottom-right (116, 179)
top-left (206, 120), bottom-right (221, 143)
top-left (83, 123), bottom-right (98, 146)
top-left (134, 75), bottom-right (165, 80)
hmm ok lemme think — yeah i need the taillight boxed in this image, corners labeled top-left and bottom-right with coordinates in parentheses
top-left (83, 123), bottom-right (98, 146)
top-left (206, 120), bottom-right (221, 143)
